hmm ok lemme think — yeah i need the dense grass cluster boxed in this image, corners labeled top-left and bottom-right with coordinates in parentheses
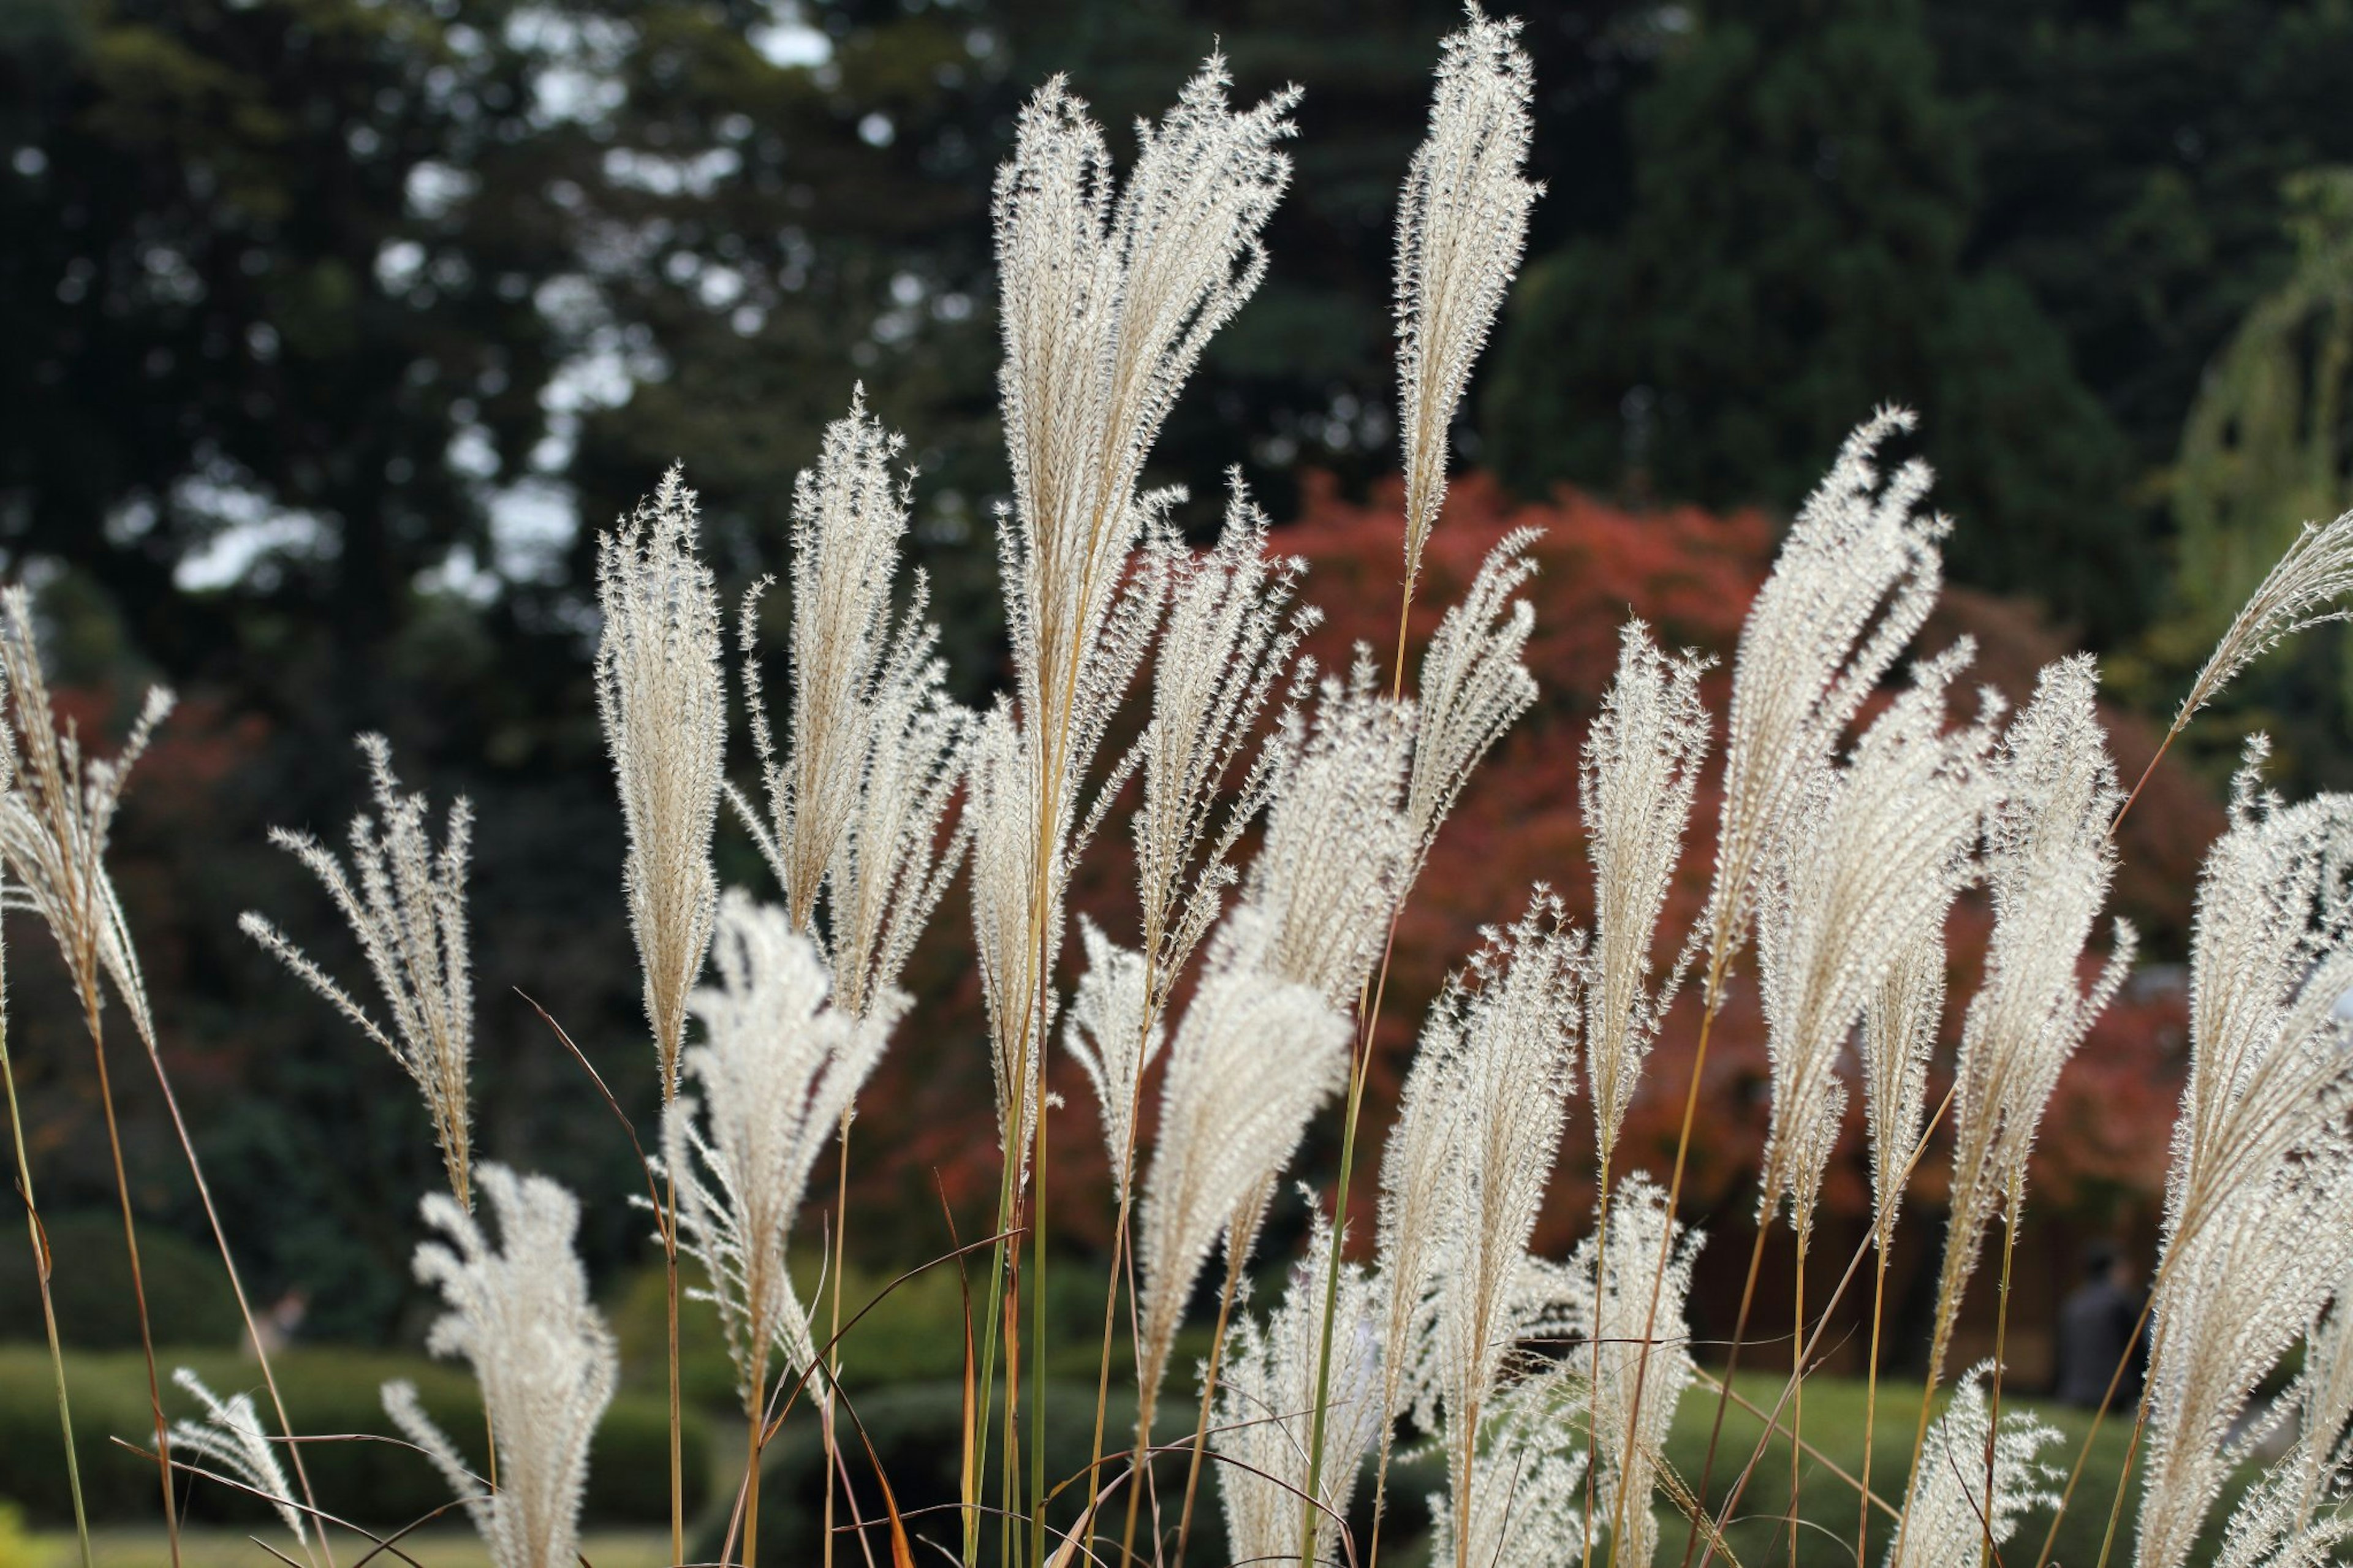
top-left (9, 7), bottom-right (2353, 1568)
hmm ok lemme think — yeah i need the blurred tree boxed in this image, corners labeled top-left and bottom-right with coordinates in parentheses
top-left (1480, 0), bottom-right (2143, 642)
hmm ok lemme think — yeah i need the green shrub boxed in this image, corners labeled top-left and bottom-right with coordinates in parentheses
top-left (0, 1214), bottom-right (243, 1349)
top-left (0, 1344), bottom-right (708, 1529)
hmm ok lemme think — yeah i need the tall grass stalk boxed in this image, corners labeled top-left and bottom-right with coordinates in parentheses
top-left (0, 912), bottom-right (91, 1568)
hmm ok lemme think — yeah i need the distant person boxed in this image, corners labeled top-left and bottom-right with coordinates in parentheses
top-left (2055, 1242), bottom-right (2145, 1408)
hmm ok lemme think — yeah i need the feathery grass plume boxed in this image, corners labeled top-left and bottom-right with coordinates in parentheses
top-left (992, 54), bottom-right (1294, 785)
top-left (2214, 1444), bottom-right (2353, 1568)
top-left (1756, 644), bottom-right (1995, 1237)
top-left (1133, 951), bottom-right (1351, 1413)
top-left (1705, 407), bottom-right (1948, 979)
top-left (1401, 897), bottom-right (1584, 1561)
top-left (2134, 1132), bottom-right (2353, 1568)
top-left (594, 464), bottom-right (726, 1099)
top-left (241, 734), bottom-right (474, 1205)
top-left (661, 893), bottom-right (889, 1407)
top-left (735, 390), bottom-right (911, 931)
top-left (1408, 529), bottom-right (1540, 874)
top-left (1425, 1370), bottom-right (1592, 1568)
top-left (2164, 740), bottom-right (2353, 1256)
top-left (384, 1165), bottom-right (617, 1568)
top-left (1063, 918), bottom-right (1161, 1203)
top-left (1579, 1172), bottom-right (1702, 1568)
top-left (1239, 653), bottom-right (1417, 1006)
top-left (0, 589), bottom-right (171, 1045)
top-left (732, 392), bottom-right (975, 1020)
top-left (1211, 1214), bottom-right (1385, 1567)
top-left (1927, 656), bottom-right (2134, 1384)
top-left (1884, 1363), bottom-right (2061, 1568)
top-left (2173, 507), bottom-right (2353, 735)
top-left (968, 703), bottom-right (1053, 1164)
top-left (2213, 1278), bottom-right (2353, 1568)
top-left (1123, 475), bottom-right (1316, 1007)
top-left (1394, 3), bottom-right (1539, 602)
top-left (1580, 619), bottom-right (1711, 1173)
top-left (2131, 754), bottom-right (2353, 1568)
top-left (169, 1368), bottom-right (309, 1560)
top-left (1863, 931), bottom-right (1945, 1246)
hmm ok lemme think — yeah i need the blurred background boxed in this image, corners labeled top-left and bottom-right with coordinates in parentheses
top-left (0, 0), bottom-right (2344, 1549)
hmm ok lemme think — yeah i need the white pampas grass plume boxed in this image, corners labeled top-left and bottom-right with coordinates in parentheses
top-left (1408, 529), bottom-right (1540, 873)
top-left (0, 585), bottom-right (171, 1043)
top-left (241, 734), bottom-right (474, 1205)
top-left (1884, 1363), bottom-right (2060, 1568)
top-left (2166, 740), bottom-right (2353, 1256)
top-left (594, 464), bottom-right (726, 1099)
top-left (2175, 507), bottom-right (2353, 732)
top-left (1124, 477), bottom-right (1315, 1001)
top-left (1212, 1214), bottom-right (1385, 1568)
top-left (1425, 1370), bottom-right (1591, 1568)
top-left (170, 1367), bottom-right (309, 1556)
top-left (733, 392), bottom-right (972, 1022)
top-left (737, 389), bottom-right (911, 931)
top-left (1395, 3), bottom-right (1540, 597)
top-left (661, 893), bottom-right (887, 1411)
top-left (1757, 644), bottom-right (1996, 1235)
top-left (383, 1165), bottom-right (616, 1568)
top-left (2135, 1134), bottom-right (2353, 1568)
top-left (2134, 752), bottom-right (2353, 1568)
top-left (1862, 930), bottom-right (1945, 1245)
top-left (1580, 1172), bottom-right (1703, 1568)
top-left (1399, 897), bottom-right (1584, 1550)
top-left (968, 705), bottom-right (1055, 1162)
top-left (1930, 656), bottom-right (2134, 1380)
top-left (993, 55), bottom-right (1294, 783)
top-left (1063, 918), bottom-right (1161, 1205)
top-left (1240, 654), bottom-right (1416, 1006)
top-left (1134, 957), bottom-right (1350, 1411)
top-left (1581, 619), bottom-right (1711, 1172)
top-left (2214, 1443), bottom-right (2353, 1568)
top-left (1706, 408), bottom-right (1947, 981)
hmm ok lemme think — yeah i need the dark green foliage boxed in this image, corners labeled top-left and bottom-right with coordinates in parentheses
top-left (1481, 0), bottom-right (2144, 639)
top-left (0, 1213), bottom-right (244, 1349)
top-left (0, 1343), bottom-right (708, 1527)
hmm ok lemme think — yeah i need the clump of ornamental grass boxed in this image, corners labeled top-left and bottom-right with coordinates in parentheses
top-left (243, 734), bottom-right (475, 1206)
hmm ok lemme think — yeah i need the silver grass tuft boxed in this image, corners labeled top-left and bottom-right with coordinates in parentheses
top-left (2136, 750), bottom-right (2353, 1568)
top-left (1134, 954), bottom-right (1350, 1410)
top-left (1581, 619), bottom-right (1711, 1173)
top-left (1212, 1214), bottom-right (1385, 1567)
top-left (662, 893), bottom-right (889, 1412)
top-left (1062, 917), bottom-right (1162, 1205)
top-left (1395, 3), bottom-right (1540, 599)
top-left (1398, 896), bottom-right (1584, 1548)
top-left (1757, 643), bottom-right (1996, 1236)
top-left (383, 1165), bottom-right (616, 1568)
top-left (242, 734), bottom-right (474, 1206)
top-left (594, 464), bottom-right (726, 1098)
top-left (0, 586), bottom-right (172, 1045)
top-left (1884, 1363), bottom-right (2060, 1568)
top-left (1862, 929), bottom-right (1946, 1246)
top-left (733, 392), bottom-right (972, 1024)
top-left (1123, 475), bottom-right (1316, 1008)
top-left (1408, 528), bottom-right (1542, 874)
top-left (169, 1367), bottom-right (308, 1557)
top-left (1425, 1369), bottom-right (1591, 1568)
top-left (1930, 656), bottom-right (2134, 1381)
top-left (1579, 1172), bottom-right (1703, 1568)
top-left (2176, 507), bottom-right (2353, 732)
top-left (1707, 408), bottom-right (1947, 979)
top-left (1237, 654), bottom-right (1417, 1006)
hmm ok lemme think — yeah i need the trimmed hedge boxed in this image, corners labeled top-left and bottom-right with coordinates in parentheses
top-left (0, 1344), bottom-right (708, 1528)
